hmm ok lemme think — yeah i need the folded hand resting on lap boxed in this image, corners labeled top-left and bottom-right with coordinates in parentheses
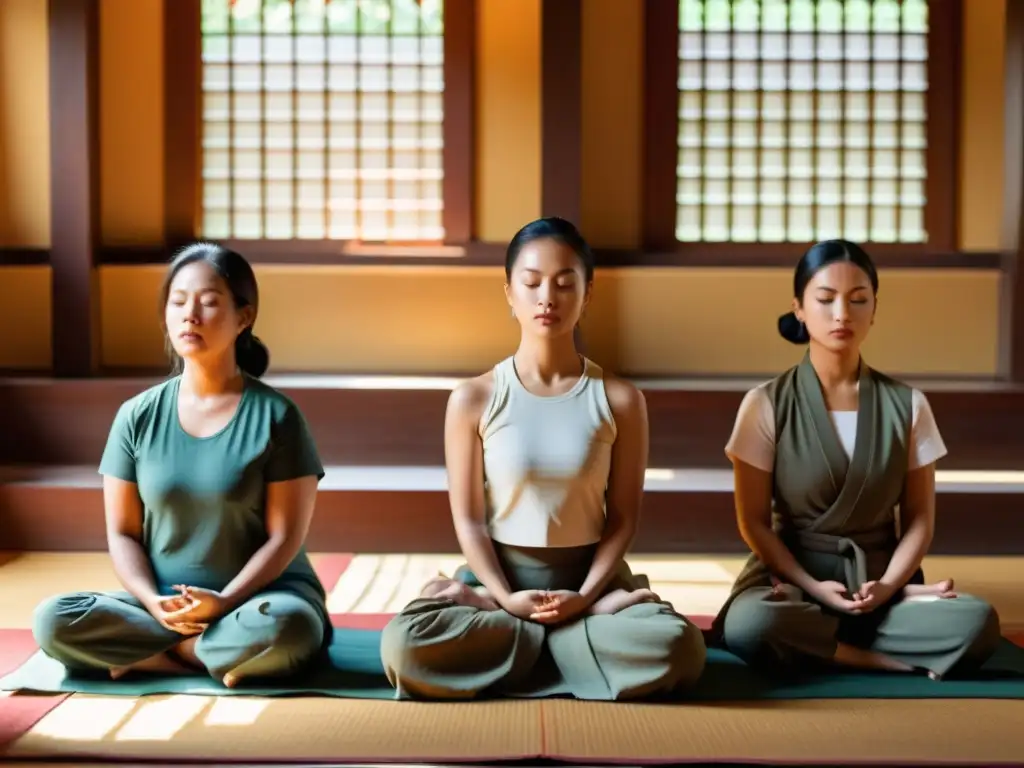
top-left (144, 592), bottom-right (207, 635)
top-left (529, 588), bottom-right (660, 624)
top-left (165, 585), bottom-right (231, 625)
top-left (903, 578), bottom-right (957, 600)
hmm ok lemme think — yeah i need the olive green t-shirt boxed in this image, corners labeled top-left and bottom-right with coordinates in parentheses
top-left (99, 374), bottom-right (328, 622)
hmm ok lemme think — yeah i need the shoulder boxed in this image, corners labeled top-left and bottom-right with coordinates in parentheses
top-left (600, 370), bottom-right (647, 420)
top-left (867, 367), bottom-right (915, 418)
top-left (244, 377), bottom-right (308, 426)
top-left (909, 387), bottom-right (939, 427)
top-left (869, 367), bottom-right (913, 400)
top-left (724, 380), bottom-right (776, 472)
top-left (447, 370), bottom-right (495, 423)
top-left (245, 376), bottom-right (297, 410)
top-left (112, 377), bottom-right (176, 427)
top-left (737, 380), bottom-right (774, 420)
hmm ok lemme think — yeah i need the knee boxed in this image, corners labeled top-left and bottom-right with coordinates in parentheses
top-left (961, 598), bottom-right (1002, 662)
top-left (32, 592), bottom-right (96, 658)
top-left (379, 602), bottom-right (472, 683)
top-left (666, 616), bottom-right (708, 688)
top-left (379, 611), bottom-right (429, 678)
top-left (261, 604), bottom-right (324, 658)
top-left (225, 598), bottom-right (325, 665)
top-left (721, 603), bottom-right (791, 664)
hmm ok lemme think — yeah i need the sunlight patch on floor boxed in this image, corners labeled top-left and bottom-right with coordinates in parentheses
top-left (27, 696), bottom-right (140, 741)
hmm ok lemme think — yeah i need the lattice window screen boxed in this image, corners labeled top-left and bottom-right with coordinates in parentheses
top-left (200, 0), bottom-right (445, 241)
top-left (677, 0), bottom-right (929, 244)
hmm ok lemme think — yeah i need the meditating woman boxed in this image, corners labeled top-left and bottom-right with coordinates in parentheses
top-left (712, 239), bottom-right (1001, 681)
top-left (32, 243), bottom-right (329, 687)
top-left (380, 217), bottom-right (707, 700)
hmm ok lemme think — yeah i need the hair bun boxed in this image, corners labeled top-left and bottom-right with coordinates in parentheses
top-left (777, 311), bottom-right (810, 345)
top-left (236, 332), bottom-right (270, 378)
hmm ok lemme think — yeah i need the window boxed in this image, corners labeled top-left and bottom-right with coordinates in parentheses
top-left (199, 0), bottom-right (446, 242)
top-left (672, 0), bottom-right (940, 246)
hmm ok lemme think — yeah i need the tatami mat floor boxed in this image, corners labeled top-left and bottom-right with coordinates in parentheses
top-left (2, 552), bottom-right (1023, 767)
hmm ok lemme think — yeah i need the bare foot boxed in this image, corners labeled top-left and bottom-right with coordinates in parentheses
top-left (589, 588), bottom-right (660, 616)
top-left (420, 578), bottom-right (499, 611)
top-left (172, 635), bottom-right (202, 668)
top-left (833, 642), bottom-right (914, 673)
top-left (904, 578), bottom-right (957, 599)
top-left (110, 651), bottom-right (194, 680)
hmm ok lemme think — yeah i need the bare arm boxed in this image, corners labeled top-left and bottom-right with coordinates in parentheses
top-left (880, 463), bottom-right (936, 589)
top-left (732, 459), bottom-right (820, 595)
top-left (577, 379), bottom-right (647, 604)
top-left (218, 475), bottom-right (319, 611)
top-left (103, 475), bottom-right (161, 608)
top-left (445, 377), bottom-right (514, 606)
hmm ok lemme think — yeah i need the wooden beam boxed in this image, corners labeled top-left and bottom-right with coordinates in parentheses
top-left (1001, 0), bottom-right (1024, 382)
top-left (47, 0), bottom-right (100, 377)
top-left (540, 0), bottom-right (583, 224)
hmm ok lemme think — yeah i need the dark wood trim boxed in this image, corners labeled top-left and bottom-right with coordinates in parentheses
top-left (441, 0), bottom-right (476, 243)
top-left (0, 248), bottom-right (49, 266)
top-left (641, 0), bottom-right (679, 251)
top-left (641, 0), bottom-right (962, 256)
top-left (163, 0), bottom-right (202, 246)
top-left (1000, 0), bottom-right (1024, 382)
top-left (94, 241), bottom-right (1002, 270)
top-left (924, 0), bottom-right (962, 253)
top-left (540, 0), bottom-right (583, 224)
top-left (47, 0), bottom-right (100, 377)
top-left (97, 240), bottom-right (507, 267)
top-left (594, 246), bottom-right (1002, 270)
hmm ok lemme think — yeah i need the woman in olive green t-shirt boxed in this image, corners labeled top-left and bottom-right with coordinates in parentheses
top-left (32, 243), bottom-right (329, 688)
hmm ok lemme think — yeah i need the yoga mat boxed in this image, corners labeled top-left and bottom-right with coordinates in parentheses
top-left (0, 628), bottom-right (395, 699)
top-left (0, 630), bottom-right (69, 751)
top-left (5, 628), bottom-right (1024, 701)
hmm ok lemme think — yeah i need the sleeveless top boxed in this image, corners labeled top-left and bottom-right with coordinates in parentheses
top-left (479, 355), bottom-right (617, 548)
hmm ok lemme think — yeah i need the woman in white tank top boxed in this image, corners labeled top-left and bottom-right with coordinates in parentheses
top-left (380, 218), bottom-right (707, 701)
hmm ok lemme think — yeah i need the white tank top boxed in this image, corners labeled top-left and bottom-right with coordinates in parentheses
top-left (479, 355), bottom-right (618, 548)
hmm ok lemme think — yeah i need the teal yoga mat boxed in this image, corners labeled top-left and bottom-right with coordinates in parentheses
top-left (3, 629), bottom-right (1024, 700)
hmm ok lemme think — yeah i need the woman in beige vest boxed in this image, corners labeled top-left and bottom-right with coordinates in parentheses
top-left (711, 239), bottom-right (1001, 680)
top-left (379, 217), bottom-right (707, 700)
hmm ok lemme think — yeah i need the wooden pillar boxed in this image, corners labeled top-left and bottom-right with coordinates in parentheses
top-left (540, 0), bottom-right (583, 351)
top-left (641, 0), bottom-right (678, 252)
top-left (540, 0), bottom-right (582, 225)
top-left (442, 0), bottom-right (477, 243)
top-left (48, 0), bottom-right (100, 377)
top-left (164, 0), bottom-right (202, 249)
top-left (1001, 0), bottom-right (1024, 382)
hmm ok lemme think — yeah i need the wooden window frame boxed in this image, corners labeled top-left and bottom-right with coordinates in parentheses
top-left (156, 0), bottom-right (479, 266)
top-left (641, 0), bottom-right (965, 266)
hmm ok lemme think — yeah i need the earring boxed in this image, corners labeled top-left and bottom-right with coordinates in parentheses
top-left (511, 308), bottom-right (515, 318)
